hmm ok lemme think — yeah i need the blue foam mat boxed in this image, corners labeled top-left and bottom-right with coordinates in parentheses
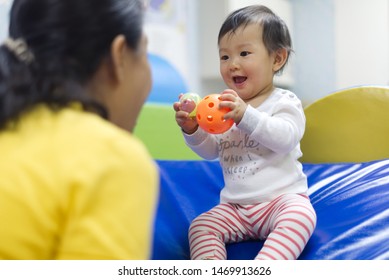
top-left (152, 159), bottom-right (389, 260)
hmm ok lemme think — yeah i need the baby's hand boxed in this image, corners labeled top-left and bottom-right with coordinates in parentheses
top-left (219, 89), bottom-right (247, 124)
top-left (173, 94), bottom-right (199, 134)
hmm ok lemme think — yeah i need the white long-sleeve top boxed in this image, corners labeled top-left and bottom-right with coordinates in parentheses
top-left (184, 88), bottom-right (308, 204)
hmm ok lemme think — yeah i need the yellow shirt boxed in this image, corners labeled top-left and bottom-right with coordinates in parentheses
top-left (0, 105), bottom-right (158, 259)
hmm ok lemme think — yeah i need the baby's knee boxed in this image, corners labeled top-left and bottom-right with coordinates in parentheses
top-left (189, 216), bottom-right (206, 234)
top-left (188, 214), bottom-right (218, 237)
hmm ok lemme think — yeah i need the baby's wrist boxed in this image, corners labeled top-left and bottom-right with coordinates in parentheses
top-left (183, 125), bottom-right (198, 135)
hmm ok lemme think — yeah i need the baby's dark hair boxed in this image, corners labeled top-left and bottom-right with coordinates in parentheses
top-left (0, 0), bottom-right (145, 129)
top-left (218, 5), bottom-right (292, 73)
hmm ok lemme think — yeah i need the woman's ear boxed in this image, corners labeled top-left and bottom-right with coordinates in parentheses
top-left (109, 35), bottom-right (128, 83)
top-left (272, 48), bottom-right (288, 72)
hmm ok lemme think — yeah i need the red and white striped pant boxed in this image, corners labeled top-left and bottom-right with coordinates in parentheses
top-left (188, 193), bottom-right (316, 260)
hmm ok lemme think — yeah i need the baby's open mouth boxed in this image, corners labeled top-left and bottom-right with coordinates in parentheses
top-left (233, 76), bottom-right (247, 84)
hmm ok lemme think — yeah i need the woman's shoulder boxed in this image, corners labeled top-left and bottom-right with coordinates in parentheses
top-left (9, 105), bottom-right (153, 165)
top-left (56, 107), bottom-right (152, 161)
top-left (1, 104), bottom-right (154, 172)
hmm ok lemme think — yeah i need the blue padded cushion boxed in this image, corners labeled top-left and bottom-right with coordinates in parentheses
top-left (152, 159), bottom-right (389, 260)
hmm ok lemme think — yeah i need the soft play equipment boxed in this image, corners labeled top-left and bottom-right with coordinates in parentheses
top-left (154, 158), bottom-right (389, 259)
top-left (134, 54), bottom-right (200, 160)
top-left (134, 59), bottom-right (389, 259)
top-left (146, 53), bottom-right (188, 104)
top-left (300, 86), bottom-right (389, 163)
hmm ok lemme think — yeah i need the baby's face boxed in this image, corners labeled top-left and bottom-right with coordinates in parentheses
top-left (218, 23), bottom-right (277, 102)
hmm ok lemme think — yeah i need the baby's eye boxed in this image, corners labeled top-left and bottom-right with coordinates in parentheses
top-left (220, 55), bottom-right (229, 61)
top-left (240, 51), bottom-right (250, 57)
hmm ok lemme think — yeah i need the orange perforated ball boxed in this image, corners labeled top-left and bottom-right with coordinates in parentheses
top-left (196, 94), bottom-right (234, 134)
